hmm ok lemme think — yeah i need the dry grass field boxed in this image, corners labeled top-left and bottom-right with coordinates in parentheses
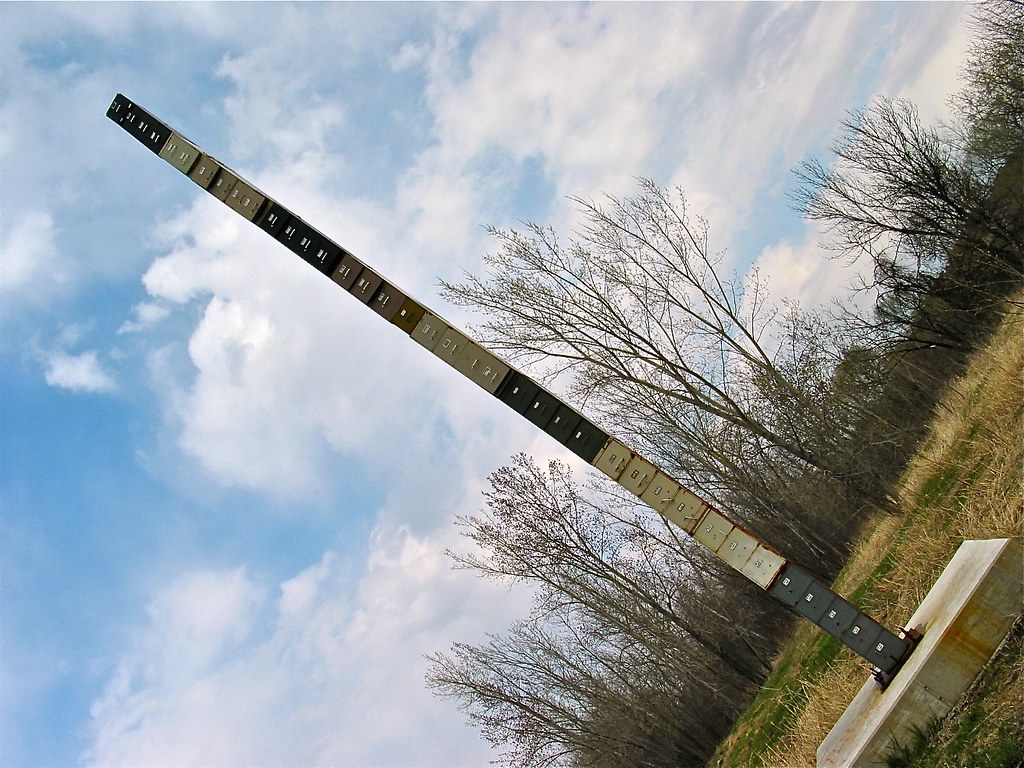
top-left (710, 302), bottom-right (1023, 768)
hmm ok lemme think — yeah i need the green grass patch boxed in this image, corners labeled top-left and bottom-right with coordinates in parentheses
top-left (917, 467), bottom-right (960, 508)
top-left (882, 717), bottom-right (943, 768)
top-left (709, 631), bottom-right (845, 766)
top-left (847, 546), bottom-right (899, 604)
top-left (920, 620), bottom-right (1024, 768)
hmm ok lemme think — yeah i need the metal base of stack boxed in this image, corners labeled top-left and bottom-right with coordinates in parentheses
top-left (817, 537), bottom-right (1023, 768)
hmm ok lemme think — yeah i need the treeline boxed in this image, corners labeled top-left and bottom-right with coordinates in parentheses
top-left (426, 3), bottom-right (1023, 766)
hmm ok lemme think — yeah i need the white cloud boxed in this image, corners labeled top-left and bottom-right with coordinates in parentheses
top-left (881, 3), bottom-right (970, 124)
top-left (86, 566), bottom-right (272, 768)
top-left (138, 192), bottom-right (431, 498)
top-left (117, 302), bottom-right (171, 335)
top-left (216, 49), bottom-right (348, 166)
top-left (389, 2), bottom-right (969, 277)
top-left (391, 41), bottom-right (429, 73)
top-left (750, 228), bottom-right (866, 313)
top-left (0, 209), bottom-right (68, 301)
top-left (145, 568), bottom-right (267, 677)
top-left (400, 3), bottom-right (714, 242)
top-left (43, 349), bottom-right (118, 394)
top-left (86, 529), bottom-right (531, 768)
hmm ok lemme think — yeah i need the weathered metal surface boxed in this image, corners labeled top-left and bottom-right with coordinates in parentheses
top-left (818, 537), bottom-right (1024, 768)
top-left (693, 508), bottom-right (734, 552)
top-left (618, 454), bottom-right (658, 496)
top-left (639, 472), bottom-right (683, 515)
top-left (740, 545), bottom-right (786, 589)
top-left (718, 527), bottom-right (758, 571)
top-left (188, 154), bottom-right (220, 189)
top-left (662, 489), bottom-right (706, 534)
top-left (563, 420), bottom-right (608, 463)
top-left (593, 438), bottom-right (632, 481)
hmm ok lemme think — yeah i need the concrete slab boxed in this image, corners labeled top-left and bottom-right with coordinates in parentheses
top-left (817, 537), bottom-right (1023, 768)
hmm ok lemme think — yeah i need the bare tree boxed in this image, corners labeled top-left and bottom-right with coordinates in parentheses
top-left (428, 616), bottom-right (732, 768)
top-left (442, 180), bottom-right (898, 524)
top-left (427, 456), bottom-right (783, 767)
top-left (794, 0), bottom-right (1024, 353)
top-left (955, 0), bottom-right (1024, 179)
top-left (789, 4), bottom-right (1022, 480)
top-left (793, 97), bottom-right (1022, 354)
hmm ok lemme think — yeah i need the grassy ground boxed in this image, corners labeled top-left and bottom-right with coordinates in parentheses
top-left (709, 305), bottom-right (1023, 768)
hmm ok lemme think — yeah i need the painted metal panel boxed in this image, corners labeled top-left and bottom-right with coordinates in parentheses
top-left (544, 404), bottom-right (582, 444)
top-left (122, 103), bottom-right (171, 154)
top-left (188, 154), bottom-right (221, 190)
top-left (770, 564), bottom-right (814, 607)
top-left (279, 217), bottom-right (322, 263)
top-left (391, 298), bottom-right (426, 334)
top-left (564, 420), bottom-right (608, 463)
top-left (277, 218), bottom-right (302, 250)
top-left (411, 313), bottom-right (449, 351)
top-left (662, 488), bottom-right (706, 534)
top-left (139, 118), bottom-right (171, 154)
top-left (862, 627), bottom-right (909, 671)
top-left (618, 455), bottom-right (657, 496)
top-left (351, 268), bottom-right (383, 304)
top-left (817, 596), bottom-right (859, 639)
top-left (308, 240), bottom-right (342, 275)
top-left (330, 253), bottom-right (364, 290)
top-left (453, 344), bottom-right (510, 393)
top-left (257, 200), bottom-right (291, 236)
top-left (225, 179), bottom-right (267, 221)
top-left (524, 389), bottom-right (560, 429)
top-left (593, 439), bottom-right (632, 480)
top-left (370, 283), bottom-right (405, 321)
top-left (841, 614), bottom-right (883, 655)
top-left (209, 167), bottom-right (238, 201)
top-left (795, 580), bottom-right (835, 623)
top-left (293, 227), bottom-right (324, 263)
top-left (718, 527), bottom-right (758, 571)
top-left (294, 224), bottom-right (319, 258)
top-left (158, 132), bottom-right (200, 174)
top-left (496, 370), bottom-right (540, 413)
top-left (639, 472), bottom-right (682, 514)
top-left (106, 93), bottom-right (131, 123)
top-left (435, 327), bottom-right (470, 365)
top-left (693, 508), bottom-right (734, 552)
top-left (740, 545), bottom-right (787, 589)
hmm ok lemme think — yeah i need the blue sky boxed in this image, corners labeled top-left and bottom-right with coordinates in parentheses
top-left (1, 3), bottom-right (969, 766)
